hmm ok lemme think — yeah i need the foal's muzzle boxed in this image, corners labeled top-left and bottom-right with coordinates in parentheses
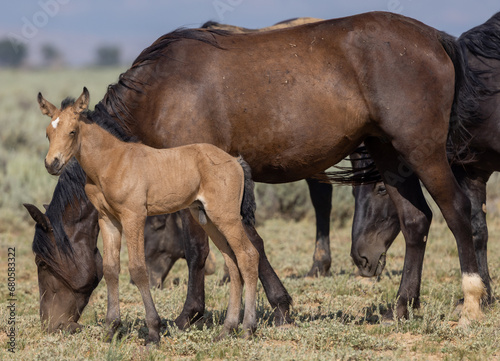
top-left (45, 157), bottom-right (64, 176)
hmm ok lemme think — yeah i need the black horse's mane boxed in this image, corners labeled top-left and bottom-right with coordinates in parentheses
top-left (445, 12), bottom-right (500, 163)
top-left (460, 12), bottom-right (500, 63)
top-left (102, 27), bottom-right (228, 133)
top-left (32, 158), bottom-right (87, 268)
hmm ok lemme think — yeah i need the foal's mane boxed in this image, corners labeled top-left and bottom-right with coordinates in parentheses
top-left (102, 27), bottom-right (228, 134)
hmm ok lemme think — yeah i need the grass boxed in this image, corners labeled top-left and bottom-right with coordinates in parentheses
top-left (0, 68), bottom-right (499, 360)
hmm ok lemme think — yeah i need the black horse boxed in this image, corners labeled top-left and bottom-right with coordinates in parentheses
top-left (350, 12), bottom-right (500, 313)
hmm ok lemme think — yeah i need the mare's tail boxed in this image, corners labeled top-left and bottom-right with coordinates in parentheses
top-left (437, 31), bottom-right (488, 162)
top-left (237, 157), bottom-right (256, 226)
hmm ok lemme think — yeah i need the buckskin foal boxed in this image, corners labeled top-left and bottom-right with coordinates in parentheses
top-left (38, 88), bottom-right (259, 343)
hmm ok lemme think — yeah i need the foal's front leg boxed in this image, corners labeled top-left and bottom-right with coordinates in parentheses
top-left (123, 214), bottom-right (161, 344)
top-left (98, 214), bottom-right (123, 342)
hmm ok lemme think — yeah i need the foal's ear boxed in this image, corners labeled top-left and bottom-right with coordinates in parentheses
top-left (37, 93), bottom-right (57, 118)
top-left (74, 87), bottom-right (90, 113)
top-left (23, 203), bottom-right (51, 232)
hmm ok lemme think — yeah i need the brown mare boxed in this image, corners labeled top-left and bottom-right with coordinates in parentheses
top-left (350, 12), bottom-right (500, 313)
top-left (203, 18), bottom-right (337, 278)
top-left (27, 18), bottom-right (320, 335)
top-left (33, 12), bottom-right (485, 330)
top-left (38, 88), bottom-right (260, 342)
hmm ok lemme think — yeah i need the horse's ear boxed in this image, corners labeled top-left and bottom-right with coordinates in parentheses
top-left (74, 87), bottom-right (90, 113)
top-left (23, 203), bottom-right (51, 232)
top-left (37, 93), bottom-right (57, 118)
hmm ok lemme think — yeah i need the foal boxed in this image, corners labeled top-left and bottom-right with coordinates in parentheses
top-left (38, 87), bottom-right (259, 343)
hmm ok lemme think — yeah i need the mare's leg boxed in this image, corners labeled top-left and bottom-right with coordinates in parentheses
top-left (455, 167), bottom-right (493, 303)
top-left (98, 214), bottom-right (123, 342)
top-left (306, 178), bottom-right (333, 277)
top-left (364, 138), bottom-right (431, 319)
top-left (175, 209), bottom-right (210, 329)
top-left (122, 213), bottom-right (161, 344)
top-left (370, 131), bottom-right (484, 323)
top-left (244, 224), bottom-right (293, 325)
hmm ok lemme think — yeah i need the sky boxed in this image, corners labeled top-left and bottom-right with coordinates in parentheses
top-left (1, 0), bottom-right (500, 66)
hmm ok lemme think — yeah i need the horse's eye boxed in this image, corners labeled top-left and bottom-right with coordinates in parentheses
top-left (376, 184), bottom-right (387, 195)
top-left (69, 130), bottom-right (76, 136)
top-left (38, 260), bottom-right (48, 270)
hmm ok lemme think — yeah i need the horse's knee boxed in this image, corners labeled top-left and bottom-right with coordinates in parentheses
top-left (103, 263), bottom-right (120, 280)
top-left (129, 262), bottom-right (149, 286)
top-left (400, 210), bottom-right (431, 246)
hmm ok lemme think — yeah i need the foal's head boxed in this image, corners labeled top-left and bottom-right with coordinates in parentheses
top-left (38, 87), bottom-right (89, 175)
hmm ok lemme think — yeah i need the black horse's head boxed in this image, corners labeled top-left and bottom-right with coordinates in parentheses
top-left (25, 160), bottom-right (102, 333)
top-left (349, 151), bottom-right (400, 277)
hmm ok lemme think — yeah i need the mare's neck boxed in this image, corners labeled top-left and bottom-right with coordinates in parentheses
top-left (76, 121), bottom-right (125, 182)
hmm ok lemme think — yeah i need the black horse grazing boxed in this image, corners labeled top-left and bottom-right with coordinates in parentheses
top-left (33, 12), bottom-right (486, 333)
top-left (350, 12), bottom-right (500, 313)
top-left (25, 160), bottom-right (102, 333)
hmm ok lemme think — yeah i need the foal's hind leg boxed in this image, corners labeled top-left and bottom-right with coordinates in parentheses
top-left (194, 217), bottom-right (244, 338)
top-left (122, 213), bottom-right (161, 344)
top-left (192, 207), bottom-right (259, 338)
top-left (364, 138), bottom-right (431, 319)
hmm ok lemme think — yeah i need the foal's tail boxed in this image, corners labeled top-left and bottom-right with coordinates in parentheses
top-left (237, 157), bottom-right (256, 226)
top-left (438, 31), bottom-right (489, 163)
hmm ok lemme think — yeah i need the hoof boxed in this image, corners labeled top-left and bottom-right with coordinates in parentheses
top-left (174, 312), bottom-right (203, 330)
top-left (306, 262), bottom-right (331, 278)
top-left (146, 333), bottom-right (160, 345)
top-left (273, 308), bottom-right (293, 327)
top-left (103, 320), bottom-right (122, 343)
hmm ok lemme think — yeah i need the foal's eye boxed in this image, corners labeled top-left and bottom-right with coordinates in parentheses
top-left (69, 130), bottom-right (76, 136)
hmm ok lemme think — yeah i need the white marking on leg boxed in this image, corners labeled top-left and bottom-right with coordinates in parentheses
top-left (51, 117), bottom-right (60, 129)
top-left (459, 273), bottom-right (485, 326)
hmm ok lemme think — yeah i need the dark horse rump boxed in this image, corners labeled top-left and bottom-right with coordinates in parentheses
top-left (30, 11), bottom-right (485, 333)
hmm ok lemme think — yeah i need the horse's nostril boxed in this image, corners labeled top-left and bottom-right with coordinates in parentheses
top-left (360, 257), bottom-right (368, 268)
